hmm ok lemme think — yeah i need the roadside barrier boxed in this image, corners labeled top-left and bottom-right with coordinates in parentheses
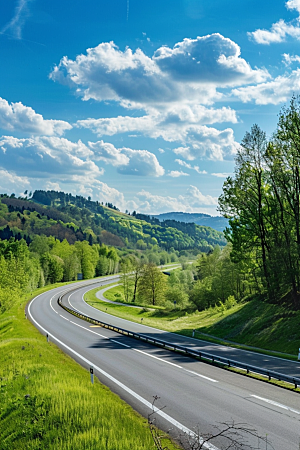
top-left (58, 292), bottom-right (300, 390)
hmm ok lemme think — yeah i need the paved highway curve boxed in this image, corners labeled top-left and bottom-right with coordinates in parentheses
top-left (27, 276), bottom-right (300, 450)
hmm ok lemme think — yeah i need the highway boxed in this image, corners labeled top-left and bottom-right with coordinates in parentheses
top-left (27, 277), bottom-right (300, 450)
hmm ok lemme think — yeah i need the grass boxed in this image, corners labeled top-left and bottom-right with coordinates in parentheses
top-left (0, 283), bottom-right (180, 450)
top-left (86, 285), bottom-right (300, 360)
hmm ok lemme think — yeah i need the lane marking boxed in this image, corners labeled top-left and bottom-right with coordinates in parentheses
top-left (134, 349), bottom-right (183, 368)
top-left (90, 325), bottom-right (101, 328)
top-left (69, 320), bottom-right (109, 339)
top-left (110, 339), bottom-right (131, 348)
top-left (59, 315), bottom-right (70, 321)
top-left (183, 369), bottom-right (218, 383)
top-left (27, 294), bottom-right (218, 450)
top-left (251, 395), bottom-right (300, 415)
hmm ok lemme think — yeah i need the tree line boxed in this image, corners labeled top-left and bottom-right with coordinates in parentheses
top-left (219, 96), bottom-right (300, 309)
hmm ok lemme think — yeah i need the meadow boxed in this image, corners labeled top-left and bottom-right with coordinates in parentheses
top-left (0, 283), bottom-right (179, 450)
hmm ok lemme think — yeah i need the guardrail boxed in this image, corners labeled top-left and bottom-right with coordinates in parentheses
top-left (58, 294), bottom-right (300, 389)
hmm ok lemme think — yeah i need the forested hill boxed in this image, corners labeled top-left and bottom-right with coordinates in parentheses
top-left (152, 212), bottom-right (228, 232)
top-left (0, 191), bottom-right (226, 252)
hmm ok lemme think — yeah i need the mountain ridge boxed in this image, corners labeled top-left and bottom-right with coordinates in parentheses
top-left (152, 212), bottom-right (228, 232)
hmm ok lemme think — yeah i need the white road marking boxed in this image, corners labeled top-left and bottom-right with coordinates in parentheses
top-left (69, 320), bottom-right (109, 339)
top-left (27, 293), bottom-right (219, 450)
top-left (110, 339), bottom-right (131, 348)
top-left (183, 369), bottom-right (218, 383)
top-left (251, 395), bottom-right (300, 415)
top-left (59, 315), bottom-right (69, 321)
top-left (134, 348), bottom-right (182, 368)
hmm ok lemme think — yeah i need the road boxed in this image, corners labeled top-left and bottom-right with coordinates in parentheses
top-left (27, 277), bottom-right (300, 450)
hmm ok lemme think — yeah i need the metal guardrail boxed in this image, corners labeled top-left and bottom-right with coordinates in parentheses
top-left (57, 294), bottom-right (300, 389)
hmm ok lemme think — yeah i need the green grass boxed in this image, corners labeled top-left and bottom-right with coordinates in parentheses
top-left (86, 286), bottom-right (300, 360)
top-left (0, 284), bottom-right (180, 450)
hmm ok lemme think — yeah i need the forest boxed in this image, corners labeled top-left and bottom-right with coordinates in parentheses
top-left (0, 192), bottom-right (225, 252)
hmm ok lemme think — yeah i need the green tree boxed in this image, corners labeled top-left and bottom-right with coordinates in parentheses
top-left (138, 263), bottom-right (166, 306)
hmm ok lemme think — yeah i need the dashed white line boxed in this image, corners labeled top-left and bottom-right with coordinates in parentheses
top-left (251, 395), bottom-right (300, 415)
top-left (183, 369), bottom-right (218, 383)
top-left (134, 348), bottom-right (182, 367)
top-left (110, 339), bottom-right (131, 348)
top-left (59, 315), bottom-right (70, 321)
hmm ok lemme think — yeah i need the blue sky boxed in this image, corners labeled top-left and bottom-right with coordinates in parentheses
top-left (0, 0), bottom-right (300, 215)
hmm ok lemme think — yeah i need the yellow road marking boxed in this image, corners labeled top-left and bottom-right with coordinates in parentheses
top-left (90, 325), bottom-right (101, 328)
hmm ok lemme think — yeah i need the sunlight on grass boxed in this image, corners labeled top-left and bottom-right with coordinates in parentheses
top-left (0, 285), bottom-right (180, 450)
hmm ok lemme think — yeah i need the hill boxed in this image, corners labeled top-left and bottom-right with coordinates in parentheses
top-left (152, 212), bottom-right (228, 232)
top-left (0, 191), bottom-right (226, 252)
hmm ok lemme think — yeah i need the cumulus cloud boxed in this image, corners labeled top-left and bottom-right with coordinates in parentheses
top-left (51, 35), bottom-right (269, 109)
top-left (88, 140), bottom-right (129, 166)
top-left (135, 186), bottom-right (218, 214)
top-left (211, 172), bottom-right (232, 177)
top-left (77, 104), bottom-right (237, 137)
top-left (232, 69), bottom-right (300, 105)
top-left (172, 126), bottom-right (239, 160)
top-left (0, 135), bottom-right (100, 178)
top-left (88, 140), bottom-right (164, 176)
top-left (0, 168), bottom-right (30, 194)
top-left (51, 35), bottom-right (262, 161)
top-left (118, 148), bottom-right (165, 176)
top-left (153, 34), bottom-right (268, 85)
top-left (0, 97), bottom-right (72, 136)
top-left (78, 106), bottom-right (239, 161)
top-left (167, 170), bottom-right (189, 177)
top-left (283, 53), bottom-right (300, 65)
top-left (175, 159), bottom-right (207, 174)
top-left (249, 0), bottom-right (300, 44)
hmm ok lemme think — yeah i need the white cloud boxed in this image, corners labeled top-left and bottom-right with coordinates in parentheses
top-left (287, 0), bottom-right (300, 13)
top-left (0, 97), bottom-right (72, 136)
top-left (167, 170), bottom-right (189, 177)
top-left (88, 140), bottom-right (129, 166)
top-left (118, 148), bottom-right (165, 176)
top-left (135, 186), bottom-right (218, 214)
top-left (232, 69), bottom-right (300, 105)
top-left (51, 35), bottom-right (269, 109)
top-left (249, 1), bottom-right (300, 44)
top-left (172, 126), bottom-right (239, 160)
top-left (0, 168), bottom-right (30, 194)
top-left (153, 34), bottom-right (268, 86)
top-left (175, 159), bottom-right (207, 174)
top-left (77, 104), bottom-right (237, 136)
top-left (0, 135), bottom-right (100, 178)
top-left (211, 172), bottom-right (232, 178)
top-left (283, 53), bottom-right (300, 65)
top-left (88, 140), bottom-right (164, 176)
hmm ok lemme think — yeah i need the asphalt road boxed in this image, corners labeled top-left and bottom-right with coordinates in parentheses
top-left (27, 277), bottom-right (300, 450)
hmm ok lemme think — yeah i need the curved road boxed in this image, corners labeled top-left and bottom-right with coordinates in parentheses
top-left (27, 277), bottom-right (300, 450)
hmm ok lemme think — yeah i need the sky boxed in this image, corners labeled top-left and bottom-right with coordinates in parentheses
top-left (0, 0), bottom-right (300, 215)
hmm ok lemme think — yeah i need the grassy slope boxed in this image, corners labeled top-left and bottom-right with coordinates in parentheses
top-left (86, 285), bottom-right (300, 359)
top-left (0, 284), bottom-right (179, 450)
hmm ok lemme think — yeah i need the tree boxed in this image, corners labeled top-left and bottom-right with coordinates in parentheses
top-left (138, 263), bottom-right (166, 306)
top-left (120, 258), bottom-right (133, 302)
top-left (218, 125), bottom-right (275, 300)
